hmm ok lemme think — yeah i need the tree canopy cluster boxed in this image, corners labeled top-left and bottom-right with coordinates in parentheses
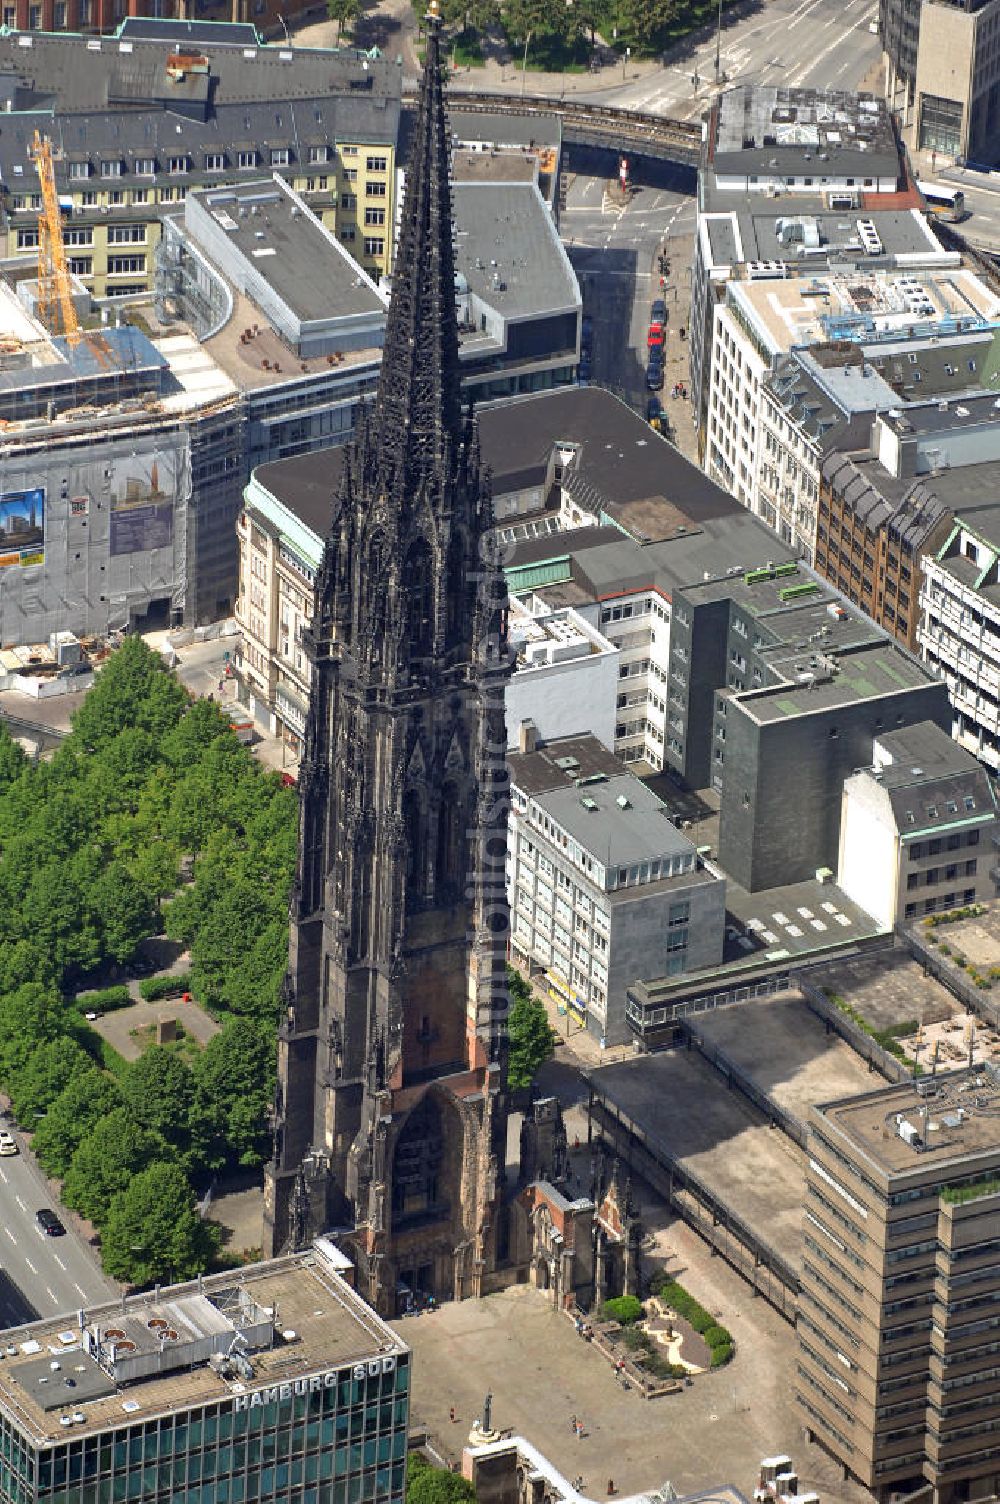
top-left (437, 0), bottom-right (685, 64)
top-left (0, 638), bottom-right (297, 1285)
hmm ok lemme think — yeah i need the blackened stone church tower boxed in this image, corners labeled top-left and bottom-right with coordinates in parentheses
top-left (262, 2), bottom-right (513, 1315)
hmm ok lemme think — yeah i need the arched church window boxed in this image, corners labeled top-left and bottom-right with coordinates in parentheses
top-left (406, 537), bottom-right (434, 656)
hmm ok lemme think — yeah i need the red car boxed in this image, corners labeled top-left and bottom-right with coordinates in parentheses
top-left (647, 323), bottom-right (665, 349)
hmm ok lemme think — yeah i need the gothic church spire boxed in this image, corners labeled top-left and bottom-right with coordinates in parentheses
top-left (367, 0), bottom-right (463, 510)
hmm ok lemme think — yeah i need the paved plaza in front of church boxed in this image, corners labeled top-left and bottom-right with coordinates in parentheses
top-left (395, 1228), bottom-right (871, 1504)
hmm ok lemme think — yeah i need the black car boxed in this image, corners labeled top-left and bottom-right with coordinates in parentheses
top-left (646, 396), bottom-right (663, 423)
top-left (36, 1208), bottom-right (66, 1237)
top-left (650, 298), bottom-right (666, 323)
top-left (646, 362), bottom-right (664, 391)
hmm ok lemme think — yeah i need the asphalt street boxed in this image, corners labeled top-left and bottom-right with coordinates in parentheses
top-left (938, 168), bottom-right (1000, 252)
top-left (556, 0), bottom-right (881, 118)
top-left (0, 1137), bottom-right (115, 1329)
top-left (563, 163), bottom-right (697, 420)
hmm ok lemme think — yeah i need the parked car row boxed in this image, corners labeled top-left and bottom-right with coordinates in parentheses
top-left (646, 299), bottom-right (666, 391)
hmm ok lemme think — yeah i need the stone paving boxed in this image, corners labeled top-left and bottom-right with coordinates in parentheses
top-left (394, 1232), bottom-right (871, 1504)
top-left (813, 950), bottom-right (960, 1033)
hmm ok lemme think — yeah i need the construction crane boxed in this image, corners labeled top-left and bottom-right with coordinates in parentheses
top-left (29, 129), bottom-right (80, 345)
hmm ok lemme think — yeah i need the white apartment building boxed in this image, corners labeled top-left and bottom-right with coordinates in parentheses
top-left (705, 262), bottom-right (1000, 554)
top-left (507, 729), bottom-right (726, 1045)
top-left (508, 595), bottom-right (619, 751)
top-left (839, 721), bottom-right (998, 930)
top-left (919, 505), bottom-right (1000, 772)
top-left (553, 484), bottom-right (675, 771)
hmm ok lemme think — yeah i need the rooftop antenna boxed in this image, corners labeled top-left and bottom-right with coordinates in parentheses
top-left (912, 1024), bottom-right (924, 1080)
top-left (967, 1015), bottom-right (977, 1070)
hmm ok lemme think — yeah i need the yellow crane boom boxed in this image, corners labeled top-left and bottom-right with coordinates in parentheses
top-left (30, 129), bottom-right (80, 345)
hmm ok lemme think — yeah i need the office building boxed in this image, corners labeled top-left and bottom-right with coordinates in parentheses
top-left (882, 0), bottom-right (1000, 160)
top-left (818, 441), bottom-right (953, 655)
top-left (801, 1067), bottom-right (1000, 1502)
top-left (0, 24), bottom-right (401, 291)
top-left (704, 261), bottom-right (1000, 533)
top-left (506, 729), bottom-right (725, 1044)
top-left (919, 492), bottom-right (1000, 771)
top-left (761, 331), bottom-right (1000, 569)
top-left (0, 1242), bottom-right (409, 1504)
top-left (691, 85), bottom-right (926, 442)
top-left (838, 719), bottom-right (999, 928)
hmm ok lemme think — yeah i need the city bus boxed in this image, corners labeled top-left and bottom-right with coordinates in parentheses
top-left (917, 181), bottom-right (966, 223)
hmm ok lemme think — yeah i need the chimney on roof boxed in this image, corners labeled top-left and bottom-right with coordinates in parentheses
top-left (518, 719), bottom-right (539, 754)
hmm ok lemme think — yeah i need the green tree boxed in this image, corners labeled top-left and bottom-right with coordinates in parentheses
top-left (121, 1048), bottom-right (224, 1174)
top-left (611, 0), bottom-right (675, 52)
top-left (0, 982), bottom-right (65, 1079)
top-left (92, 862), bottom-right (157, 965)
top-left (100, 1162), bottom-right (220, 1286)
top-left (9, 1036), bottom-right (91, 1124)
top-left (32, 1069), bottom-right (123, 1178)
top-left (70, 637), bottom-right (188, 753)
top-left (62, 1109), bottom-right (171, 1226)
top-left (502, 0), bottom-right (573, 57)
top-left (326, 0), bottom-right (359, 42)
top-left (0, 726), bottom-right (26, 791)
top-left (406, 1456), bottom-right (476, 1504)
top-left (506, 985), bottom-right (555, 1091)
top-left (193, 1019), bottom-right (275, 1167)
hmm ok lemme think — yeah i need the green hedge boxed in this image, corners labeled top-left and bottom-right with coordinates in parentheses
top-left (648, 1275), bottom-right (734, 1367)
top-left (601, 1295), bottom-right (644, 1325)
top-left (139, 973), bottom-right (193, 1002)
top-left (75, 985), bottom-right (131, 1013)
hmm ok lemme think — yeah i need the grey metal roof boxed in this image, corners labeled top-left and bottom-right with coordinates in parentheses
top-left (867, 722), bottom-right (997, 833)
top-left (533, 774), bottom-right (695, 868)
top-left (702, 206), bottom-right (937, 269)
top-left (821, 451), bottom-right (950, 547)
top-left (0, 29), bottom-right (400, 193)
top-left (450, 108), bottom-right (560, 150)
top-left (117, 17), bottom-right (263, 45)
top-left (453, 181), bottom-right (578, 322)
top-left (192, 179), bottom-right (387, 322)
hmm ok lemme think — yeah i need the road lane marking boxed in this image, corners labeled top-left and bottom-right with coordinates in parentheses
top-left (53, 1255), bottom-right (66, 1271)
top-left (4, 1229), bottom-right (14, 1244)
top-left (24, 1258), bottom-right (37, 1275)
top-left (14, 1195), bottom-right (24, 1211)
top-left (46, 1286), bottom-right (56, 1304)
top-left (0, 1168), bottom-right (8, 1183)
top-left (74, 1282), bottom-right (87, 1297)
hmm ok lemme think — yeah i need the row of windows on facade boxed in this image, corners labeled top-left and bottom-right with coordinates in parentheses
top-left (59, 151), bottom-right (388, 179)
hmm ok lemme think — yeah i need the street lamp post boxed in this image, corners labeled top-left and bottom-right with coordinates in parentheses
top-left (622, 44), bottom-right (630, 80)
top-left (714, 0), bottom-right (723, 82)
top-left (521, 28), bottom-right (533, 99)
top-left (277, 10), bottom-right (290, 43)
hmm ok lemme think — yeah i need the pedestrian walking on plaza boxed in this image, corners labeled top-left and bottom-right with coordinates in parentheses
top-left (570, 1414), bottom-right (577, 1434)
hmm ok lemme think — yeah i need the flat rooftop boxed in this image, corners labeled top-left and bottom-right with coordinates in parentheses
top-left (694, 992), bottom-right (884, 1128)
top-left (590, 1050), bottom-right (807, 1269)
top-left (508, 732), bottom-right (623, 798)
top-left (738, 639), bottom-right (935, 723)
top-left (0, 1246), bottom-right (406, 1446)
top-left (728, 265), bottom-right (1000, 356)
top-left (701, 206), bottom-right (942, 269)
top-left (454, 182), bottom-right (578, 322)
top-left (710, 86), bottom-right (899, 184)
top-left (193, 180), bottom-right (388, 323)
top-left (818, 1066), bottom-right (1000, 1178)
top-left (535, 775), bottom-right (696, 869)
